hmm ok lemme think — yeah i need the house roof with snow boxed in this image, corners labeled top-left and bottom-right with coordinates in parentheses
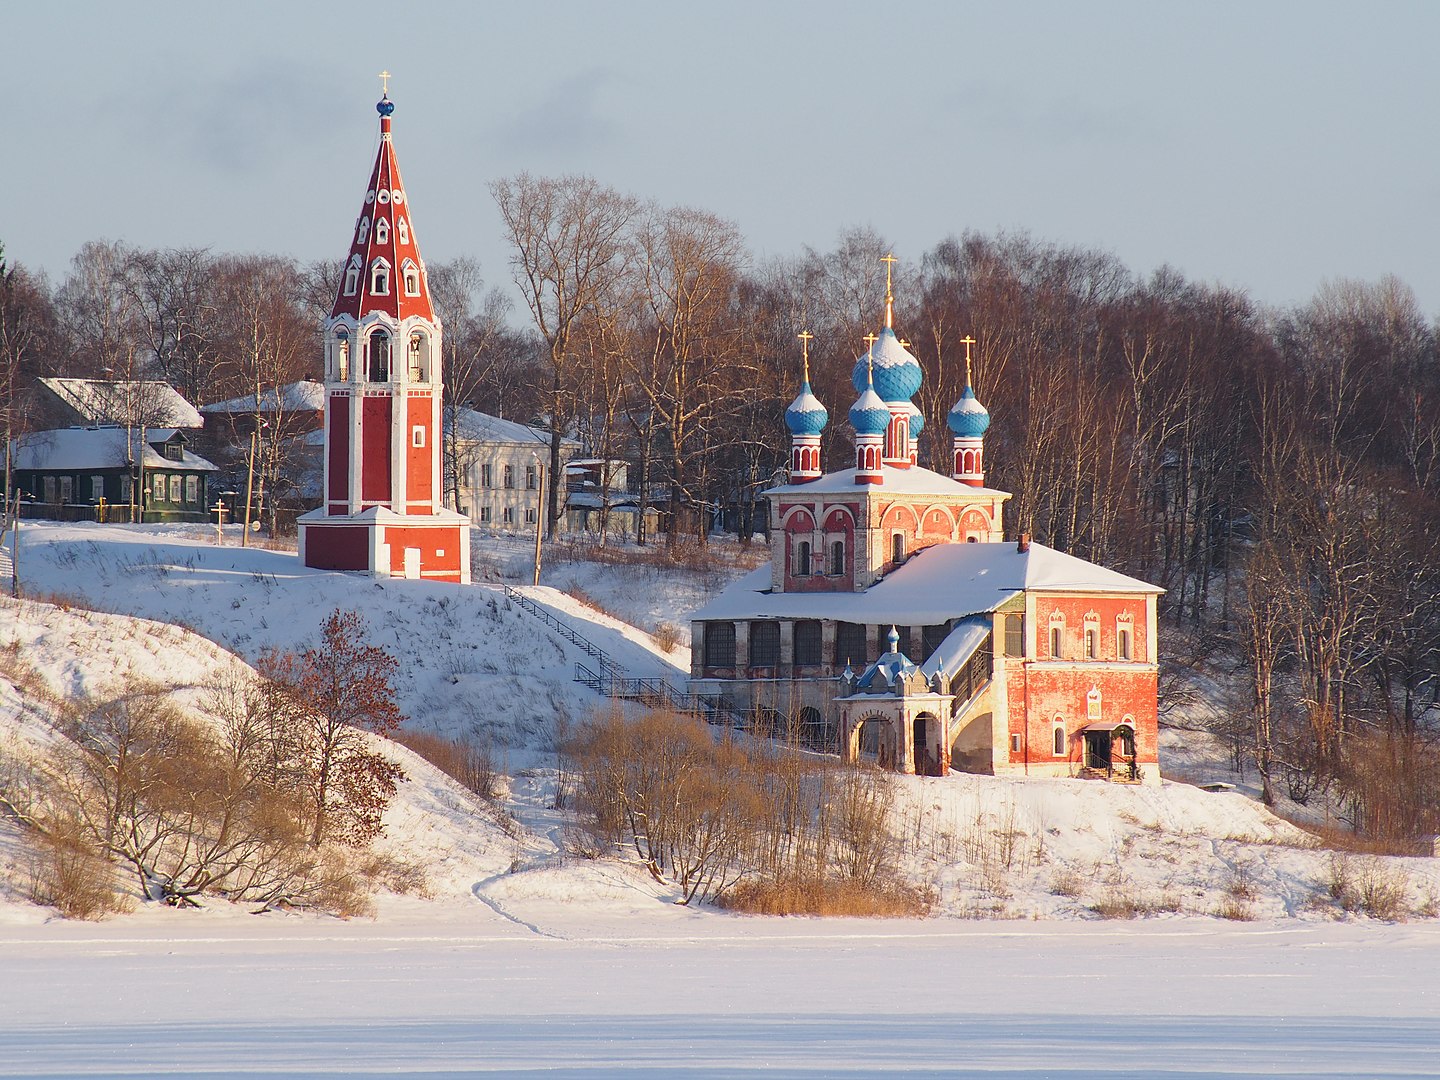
top-left (11, 428), bottom-right (219, 472)
top-left (38, 378), bottom-right (203, 428)
top-left (691, 540), bottom-right (1160, 625)
top-left (448, 407), bottom-right (581, 449)
top-left (200, 381), bottom-right (325, 415)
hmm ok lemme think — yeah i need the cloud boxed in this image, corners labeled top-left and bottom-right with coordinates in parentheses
top-left (490, 68), bottom-right (621, 156)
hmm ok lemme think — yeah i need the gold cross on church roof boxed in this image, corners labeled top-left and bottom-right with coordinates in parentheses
top-left (378, 70), bottom-right (392, 95)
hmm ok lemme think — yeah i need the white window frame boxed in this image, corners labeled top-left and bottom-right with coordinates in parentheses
top-left (374, 218), bottom-right (390, 245)
top-left (185, 475), bottom-right (199, 504)
top-left (412, 426), bottom-right (426, 448)
top-left (370, 258), bottom-right (391, 296)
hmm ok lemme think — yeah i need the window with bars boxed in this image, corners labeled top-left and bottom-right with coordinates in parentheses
top-left (704, 622), bottom-right (736, 668)
top-left (749, 622), bottom-right (780, 667)
top-left (794, 620), bottom-right (822, 666)
top-left (835, 622), bottom-right (867, 668)
top-left (1004, 613), bottom-right (1024, 657)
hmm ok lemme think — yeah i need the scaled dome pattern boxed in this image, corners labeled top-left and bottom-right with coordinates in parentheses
top-left (850, 327), bottom-right (923, 403)
top-left (785, 381), bottom-right (829, 436)
top-left (948, 385), bottom-right (991, 438)
top-left (849, 382), bottom-right (891, 436)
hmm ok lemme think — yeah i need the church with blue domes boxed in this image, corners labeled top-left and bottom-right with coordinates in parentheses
top-left (691, 261), bottom-right (1163, 783)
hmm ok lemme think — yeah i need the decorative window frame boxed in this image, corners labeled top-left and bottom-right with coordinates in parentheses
top-left (1116, 614), bottom-right (1135, 662)
top-left (1083, 611), bottom-right (1100, 660)
top-left (1052, 719), bottom-right (1067, 757)
top-left (374, 218), bottom-right (390, 245)
top-left (370, 258), bottom-right (391, 296)
top-left (397, 217), bottom-right (409, 245)
top-left (412, 425), bottom-right (426, 449)
top-left (402, 259), bottom-right (421, 296)
top-left (1048, 611), bottom-right (1065, 659)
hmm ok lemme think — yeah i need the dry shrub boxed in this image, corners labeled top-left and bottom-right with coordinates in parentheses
top-left (1301, 821), bottom-right (1425, 857)
top-left (1050, 868), bottom-right (1085, 898)
top-left (720, 875), bottom-right (931, 917)
top-left (563, 585), bottom-right (617, 621)
top-left (1327, 853), bottom-right (1410, 920)
top-left (393, 730), bottom-right (502, 800)
top-left (358, 850), bottom-right (430, 899)
top-left (1216, 896), bottom-right (1255, 921)
top-left (652, 622), bottom-right (682, 653)
top-left (26, 819), bottom-right (128, 920)
top-left (1225, 864), bottom-right (1258, 901)
top-left (567, 706), bottom-right (916, 911)
top-left (1090, 885), bottom-right (1158, 919)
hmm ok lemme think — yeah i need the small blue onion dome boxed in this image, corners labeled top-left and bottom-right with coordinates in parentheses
top-left (948, 384), bottom-right (991, 438)
top-left (850, 383), bottom-right (891, 436)
top-left (377, 95), bottom-right (395, 117)
top-left (851, 327), bottom-right (922, 403)
top-left (908, 402), bottom-right (925, 439)
top-left (785, 380), bottom-right (829, 436)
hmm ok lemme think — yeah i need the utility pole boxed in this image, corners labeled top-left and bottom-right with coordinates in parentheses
top-left (532, 461), bottom-right (545, 587)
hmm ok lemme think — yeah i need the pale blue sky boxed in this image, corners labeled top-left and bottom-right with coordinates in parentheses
top-left (9, 1), bottom-right (1440, 316)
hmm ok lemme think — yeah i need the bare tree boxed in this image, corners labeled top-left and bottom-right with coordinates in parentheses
top-left (492, 173), bottom-right (639, 536)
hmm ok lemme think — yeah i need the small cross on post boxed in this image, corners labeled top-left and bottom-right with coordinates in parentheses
top-left (213, 499), bottom-right (227, 545)
top-left (378, 70), bottom-right (392, 96)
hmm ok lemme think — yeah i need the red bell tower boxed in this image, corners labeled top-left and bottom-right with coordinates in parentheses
top-left (298, 79), bottom-right (470, 583)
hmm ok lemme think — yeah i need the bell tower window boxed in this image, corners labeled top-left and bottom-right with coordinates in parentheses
top-left (368, 329), bottom-right (391, 382)
top-left (408, 332), bottom-right (428, 381)
top-left (402, 260), bottom-right (421, 297)
top-left (335, 328), bottom-right (350, 381)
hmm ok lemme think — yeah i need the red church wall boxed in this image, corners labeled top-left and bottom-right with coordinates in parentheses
top-left (405, 393), bottom-right (433, 510)
top-left (327, 394), bottom-right (350, 511)
top-left (1006, 665), bottom-right (1160, 770)
top-left (958, 506), bottom-right (991, 539)
top-left (1035, 595), bottom-right (1151, 664)
top-left (779, 502), bottom-right (861, 592)
top-left (361, 396), bottom-right (392, 505)
top-left (304, 523), bottom-right (369, 570)
top-left (383, 524), bottom-right (463, 581)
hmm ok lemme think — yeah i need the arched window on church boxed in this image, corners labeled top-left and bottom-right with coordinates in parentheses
top-left (892, 533), bottom-right (905, 565)
top-left (397, 217), bottom-right (409, 245)
top-left (356, 216), bottom-right (369, 245)
top-left (797, 541), bottom-right (811, 576)
top-left (402, 259), bottom-right (421, 297)
top-left (831, 539), bottom-right (845, 576)
top-left (1049, 612), bottom-right (1065, 659)
top-left (343, 255), bottom-right (361, 297)
top-left (334, 328), bottom-right (349, 381)
top-left (371, 259), bottom-right (391, 296)
top-left (374, 218), bottom-right (390, 245)
top-left (368, 329), bottom-right (391, 382)
top-left (1053, 720), bottom-right (1067, 757)
top-left (408, 331), bottom-right (428, 381)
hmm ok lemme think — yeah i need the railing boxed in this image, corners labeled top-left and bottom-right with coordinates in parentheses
top-left (502, 584), bottom-right (749, 727)
top-left (502, 584), bottom-right (624, 680)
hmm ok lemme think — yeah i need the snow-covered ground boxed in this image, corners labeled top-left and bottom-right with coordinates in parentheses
top-left (5, 522), bottom-right (1440, 1075)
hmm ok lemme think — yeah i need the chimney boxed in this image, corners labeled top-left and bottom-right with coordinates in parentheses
top-left (1017, 532), bottom-right (1031, 554)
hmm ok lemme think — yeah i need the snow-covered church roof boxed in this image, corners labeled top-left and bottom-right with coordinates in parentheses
top-left (201, 381), bottom-right (325, 414)
top-left (691, 540), bottom-right (1160, 625)
top-left (768, 464), bottom-right (1007, 498)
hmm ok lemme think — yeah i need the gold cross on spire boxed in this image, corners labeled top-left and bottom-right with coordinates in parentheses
top-left (798, 330), bottom-right (814, 382)
top-left (378, 70), bottom-right (392, 96)
top-left (880, 253), bottom-right (897, 329)
top-left (961, 334), bottom-right (977, 385)
top-left (863, 331), bottom-right (879, 386)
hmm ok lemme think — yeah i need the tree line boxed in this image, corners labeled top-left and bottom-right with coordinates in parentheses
top-left (6, 175), bottom-right (1440, 840)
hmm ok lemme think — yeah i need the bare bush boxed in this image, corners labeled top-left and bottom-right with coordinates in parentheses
top-left (393, 730), bottom-right (503, 801)
top-left (567, 706), bottom-right (915, 911)
top-left (652, 622), bottom-right (682, 653)
top-left (26, 817), bottom-right (127, 920)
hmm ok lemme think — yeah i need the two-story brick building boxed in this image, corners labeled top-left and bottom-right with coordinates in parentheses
top-left (689, 270), bottom-right (1162, 783)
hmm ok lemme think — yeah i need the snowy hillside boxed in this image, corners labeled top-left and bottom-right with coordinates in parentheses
top-left (4, 520), bottom-right (1440, 929)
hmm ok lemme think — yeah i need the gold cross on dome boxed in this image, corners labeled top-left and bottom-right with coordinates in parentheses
top-left (863, 331), bottom-right (878, 350)
top-left (961, 334), bottom-right (977, 383)
top-left (798, 330), bottom-right (814, 380)
top-left (378, 70), bottom-right (392, 95)
top-left (880, 252), bottom-right (897, 287)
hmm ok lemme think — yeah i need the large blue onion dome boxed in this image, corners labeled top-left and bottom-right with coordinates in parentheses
top-left (948, 384), bottom-right (991, 438)
top-left (850, 382), bottom-right (891, 436)
top-left (908, 402), bottom-right (925, 440)
top-left (850, 327), bottom-right (922, 403)
top-left (785, 380), bottom-right (828, 436)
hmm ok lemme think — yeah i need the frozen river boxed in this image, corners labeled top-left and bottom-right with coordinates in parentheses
top-left (2, 915), bottom-right (1437, 1077)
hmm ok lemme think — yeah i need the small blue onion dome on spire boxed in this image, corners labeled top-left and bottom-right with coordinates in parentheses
top-left (948, 384), bottom-right (991, 438)
top-left (850, 380), bottom-right (891, 436)
top-left (785, 379), bottom-right (828, 436)
top-left (377, 95), bottom-right (395, 117)
top-left (908, 402), bottom-right (925, 440)
top-left (850, 327), bottom-right (922, 403)
top-left (886, 625), bottom-right (900, 653)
